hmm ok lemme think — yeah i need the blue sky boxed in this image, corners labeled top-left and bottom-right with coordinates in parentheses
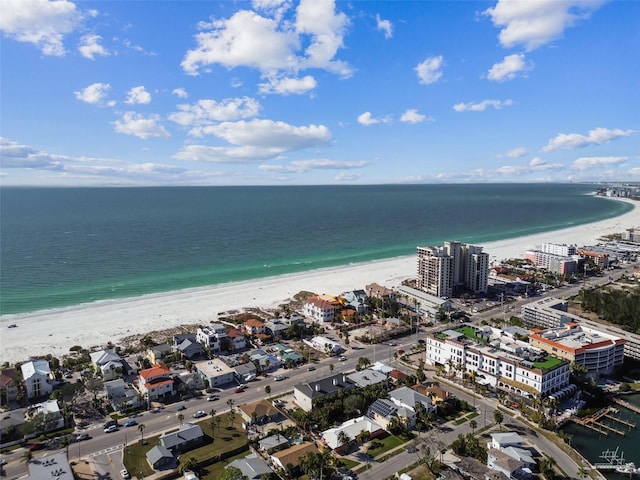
top-left (1, 0), bottom-right (638, 186)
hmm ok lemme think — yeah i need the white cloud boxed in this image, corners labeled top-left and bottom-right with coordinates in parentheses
top-left (259, 158), bottom-right (367, 173)
top-left (174, 145), bottom-right (283, 163)
top-left (124, 86), bottom-right (152, 105)
top-left (498, 146), bottom-right (527, 158)
top-left (529, 157), bottom-right (545, 166)
top-left (573, 156), bottom-right (628, 170)
top-left (400, 109), bottom-right (428, 124)
top-left (629, 167), bottom-right (640, 177)
top-left (415, 55), bottom-right (444, 85)
top-left (113, 112), bottom-right (170, 139)
top-left (0, 0), bottom-right (82, 56)
top-left (169, 97), bottom-right (261, 131)
top-left (543, 127), bottom-right (637, 152)
top-left (74, 82), bottom-right (113, 105)
top-left (453, 99), bottom-right (513, 112)
top-left (376, 14), bottom-right (393, 39)
top-left (172, 88), bottom-right (188, 99)
top-left (487, 53), bottom-right (532, 82)
top-left (258, 75), bottom-right (317, 95)
top-left (496, 165), bottom-right (527, 175)
top-left (78, 34), bottom-right (109, 60)
top-left (201, 119), bottom-right (331, 151)
top-left (181, 0), bottom-right (351, 85)
top-left (484, 0), bottom-right (606, 51)
top-left (357, 112), bottom-right (391, 126)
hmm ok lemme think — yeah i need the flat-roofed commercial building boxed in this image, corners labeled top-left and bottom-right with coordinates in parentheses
top-left (529, 323), bottom-right (624, 378)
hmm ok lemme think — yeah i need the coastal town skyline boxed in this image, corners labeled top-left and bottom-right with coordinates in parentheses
top-left (1, 0), bottom-right (639, 187)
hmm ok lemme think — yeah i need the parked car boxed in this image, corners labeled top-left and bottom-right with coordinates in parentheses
top-left (275, 374), bottom-right (286, 381)
top-left (0, 458), bottom-right (7, 466)
top-left (207, 395), bottom-right (219, 401)
top-left (28, 443), bottom-right (45, 451)
top-left (104, 425), bottom-right (118, 433)
top-left (192, 410), bottom-right (206, 418)
top-left (307, 366), bottom-right (316, 371)
top-left (121, 469), bottom-right (131, 479)
top-left (234, 386), bottom-right (245, 393)
top-left (76, 433), bottom-right (90, 442)
top-left (175, 405), bottom-right (186, 411)
top-left (339, 355), bottom-right (347, 361)
top-left (124, 419), bottom-right (138, 427)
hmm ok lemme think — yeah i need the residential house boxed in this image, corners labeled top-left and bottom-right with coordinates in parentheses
top-left (293, 373), bottom-right (356, 411)
top-left (365, 283), bottom-right (396, 301)
top-left (265, 320), bottom-right (288, 339)
top-left (487, 450), bottom-right (529, 480)
top-left (0, 408), bottom-right (25, 437)
top-left (146, 445), bottom-right (175, 470)
top-left (160, 423), bottom-right (204, 453)
top-left (147, 344), bottom-right (173, 365)
top-left (413, 383), bottom-right (450, 405)
top-left (270, 442), bottom-right (320, 472)
top-left (26, 399), bottom-right (65, 431)
top-left (386, 386), bottom-right (435, 427)
top-left (194, 359), bottom-right (235, 387)
top-left (238, 399), bottom-right (284, 426)
top-left (258, 434), bottom-right (289, 454)
top-left (227, 328), bottom-right (247, 351)
top-left (486, 433), bottom-right (534, 467)
top-left (341, 289), bottom-right (369, 314)
top-left (90, 349), bottom-right (123, 381)
top-left (0, 368), bottom-right (20, 403)
top-left (196, 327), bottom-right (223, 352)
top-left (173, 334), bottom-right (204, 360)
top-left (367, 398), bottom-right (414, 431)
top-left (302, 295), bottom-right (340, 323)
top-left (274, 344), bottom-right (304, 366)
top-left (347, 369), bottom-right (388, 388)
top-left (249, 349), bottom-right (280, 372)
top-left (21, 359), bottom-right (53, 399)
top-left (234, 362), bottom-right (257, 382)
top-left (137, 363), bottom-right (174, 401)
top-left (243, 318), bottom-right (266, 335)
top-left (227, 454), bottom-right (273, 480)
top-left (321, 416), bottom-right (384, 452)
top-left (388, 369), bottom-right (408, 384)
top-left (104, 378), bottom-right (142, 411)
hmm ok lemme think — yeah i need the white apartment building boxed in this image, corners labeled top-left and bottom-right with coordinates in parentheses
top-left (522, 297), bottom-right (640, 361)
top-left (417, 241), bottom-right (489, 298)
top-left (425, 328), bottom-right (569, 398)
top-left (529, 323), bottom-right (625, 378)
top-left (21, 359), bottom-right (53, 399)
top-left (524, 250), bottom-right (579, 275)
top-left (302, 295), bottom-right (341, 322)
top-left (541, 243), bottom-right (577, 256)
top-left (196, 326), bottom-right (225, 352)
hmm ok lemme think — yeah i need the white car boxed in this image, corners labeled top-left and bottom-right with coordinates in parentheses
top-left (275, 375), bottom-right (285, 381)
top-left (104, 425), bottom-right (118, 433)
top-left (192, 410), bottom-right (206, 418)
top-left (120, 469), bottom-right (130, 479)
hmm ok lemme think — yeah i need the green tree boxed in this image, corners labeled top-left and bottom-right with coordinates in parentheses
top-left (469, 419), bottom-right (477, 434)
top-left (179, 456), bottom-right (199, 474)
top-left (265, 385), bottom-right (271, 399)
top-left (219, 466), bottom-right (246, 480)
top-left (178, 413), bottom-right (184, 426)
top-left (493, 410), bottom-right (504, 430)
top-left (138, 423), bottom-right (146, 443)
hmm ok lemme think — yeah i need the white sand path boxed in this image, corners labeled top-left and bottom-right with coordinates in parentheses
top-left (1, 197), bottom-right (638, 364)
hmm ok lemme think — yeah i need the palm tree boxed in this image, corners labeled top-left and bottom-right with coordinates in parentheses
top-left (469, 419), bottom-right (477, 435)
top-left (226, 398), bottom-right (236, 428)
top-left (21, 450), bottom-right (33, 463)
top-left (493, 410), bottom-right (504, 431)
top-left (138, 423), bottom-right (146, 443)
top-left (178, 456), bottom-right (198, 474)
top-left (337, 430), bottom-right (351, 453)
top-left (265, 385), bottom-right (271, 399)
top-left (540, 456), bottom-right (557, 480)
top-left (577, 466), bottom-right (589, 480)
top-left (61, 436), bottom-right (71, 456)
top-left (178, 413), bottom-right (185, 426)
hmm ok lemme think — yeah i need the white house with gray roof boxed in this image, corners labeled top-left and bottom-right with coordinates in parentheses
top-left (293, 373), bottom-right (356, 411)
top-left (160, 423), bottom-right (204, 452)
top-left (21, 360), bottom-right (53, 399)
top-left (227, 454), bottom-right (273, 480)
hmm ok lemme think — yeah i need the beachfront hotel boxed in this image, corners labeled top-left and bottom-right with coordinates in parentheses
top-left (528, 323), bottom-right (625, 378)
top-left (425, 325), bottom-right (570, 399)
top-left (522, 297), bottom-right (640, 361)
top-left (417, 241), bottom-right (489, 298)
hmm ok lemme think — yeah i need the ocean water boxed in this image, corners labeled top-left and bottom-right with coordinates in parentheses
top-left (0, 184), bottom-right (631, 315)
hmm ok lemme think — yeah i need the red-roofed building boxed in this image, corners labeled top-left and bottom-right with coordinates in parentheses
top-left (137, 363), bottom-right (174, 400)
top-left (388, 369), bottom-right (407, 383)
top-left (243, 318), bottom-right (266, 335)
top-left (303, 295), bottom-right (341, 322)
top-left (227, 328), bottom-right (247, 350)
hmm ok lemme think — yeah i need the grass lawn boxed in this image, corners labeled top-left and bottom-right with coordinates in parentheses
top-left (199, 451), bottom-right (248, 480)
top-left (123, 415), bottom-right (248, 477)
top-left (366, 434), bottom-right (406, 459)
top-left (338, 457), bottom-right (359, 470)
top-left (533, 356), bottom-right (563, 370)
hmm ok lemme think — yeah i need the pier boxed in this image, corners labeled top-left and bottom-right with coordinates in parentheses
top-left (613, 397), bottom-right (640, 415)
top-left (573, 406), bottom-right (636, 436)
top-left (594, 448), bottom-right (640, 476)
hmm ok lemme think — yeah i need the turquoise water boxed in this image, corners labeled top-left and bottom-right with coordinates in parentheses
top-left (0, 184), bottom-right (632, 315)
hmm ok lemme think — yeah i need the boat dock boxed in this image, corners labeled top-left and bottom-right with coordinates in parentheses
top-left (573, 406), bottom-right (636, 436)
top-left (594, 447), bottom-right (626, 470)
top-left (613, 397), bottom-right (640, 415)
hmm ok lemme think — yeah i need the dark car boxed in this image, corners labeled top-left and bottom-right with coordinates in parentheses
top-left (175, 405), bottom-right (186, 411)
top-left (76, 433), bottom-right (90, 442)
top-left (28, 443), bottom-right (45, 451)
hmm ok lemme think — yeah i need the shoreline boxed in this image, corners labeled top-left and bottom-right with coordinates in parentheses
top-left (1, 197), bottom-right (638, 365)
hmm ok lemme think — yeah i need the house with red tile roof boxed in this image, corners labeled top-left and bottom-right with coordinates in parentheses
top-left (303, 295), bottom-right (341, 322)
top-left (137, 363), bottom-right (174, 400)
top-left (243, 318), bottom-right (266, 335)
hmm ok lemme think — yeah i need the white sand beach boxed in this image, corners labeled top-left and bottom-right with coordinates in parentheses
top-left (1, 197), bottom-right (638, 365)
